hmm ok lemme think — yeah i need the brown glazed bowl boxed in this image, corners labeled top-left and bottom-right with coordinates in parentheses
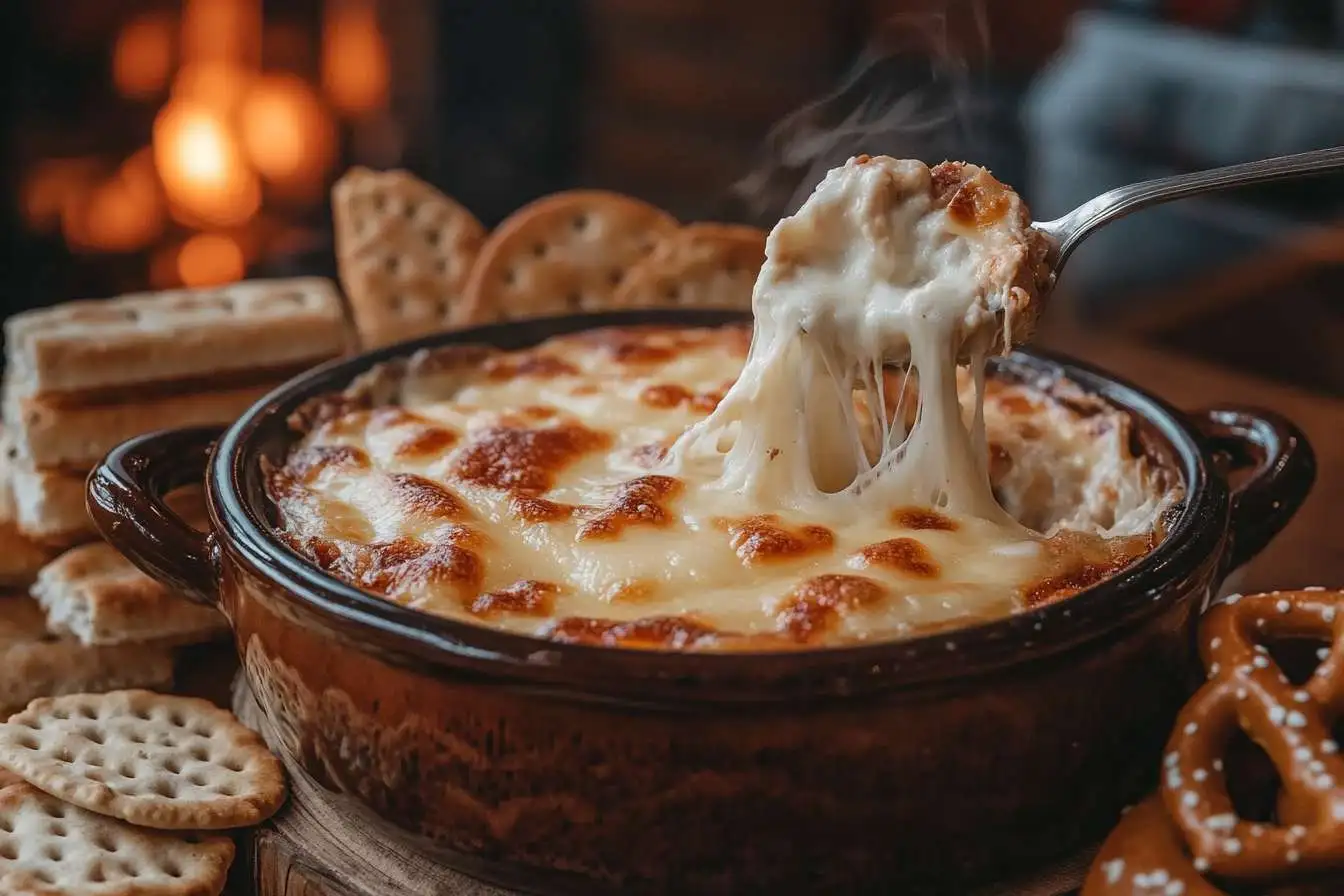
top-left (88, 310), bottom-right (1315, 895)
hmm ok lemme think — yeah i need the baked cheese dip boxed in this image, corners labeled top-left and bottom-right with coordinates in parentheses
top-left (269, 157), bottom-right (1180, 650)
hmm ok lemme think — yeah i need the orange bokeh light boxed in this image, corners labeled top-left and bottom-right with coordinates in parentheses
top-left (153, 100), bottom-right (260, 227)
top-left (322, 0), bottom-right (390, 116)
top-left (181, 0), bottom-right (261, 68)
top-left (239, 74), bottom-right (337, 184)
top-left (112, 12), bottom-right (176, 100)
top-left (177, 233), bottom-right (246, 286)
top-left (20, 159), bottom-right (101, 233)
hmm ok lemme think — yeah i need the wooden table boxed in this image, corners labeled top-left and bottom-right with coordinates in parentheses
top-left (222, 328), bottom-right (1342, 895)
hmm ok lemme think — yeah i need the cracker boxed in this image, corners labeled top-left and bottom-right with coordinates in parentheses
top-left (0, 599), bottom-right (175, 715)
top-left (0, 780), bottom-right (233, 895)
top-left (457, 190), bottom-right (678, 324)
top-left (0, 691), bottom-right (285, 831)
top-left (332, 167), bottom-right (487, 349)
top-left (33, 543), bottom-right (226, 647)
top-left (0, 529), bottom-right (55, 590)
top-left (0, 435), bottom-right (59, 585)
top-left (3, 278), bottom-right (348, 400)
top-left (613, 223), bottom-right (767, 310)
top-left (6, 462), bottom-right (88, 547)
top-left (5, 381), bottom-right (273, 471)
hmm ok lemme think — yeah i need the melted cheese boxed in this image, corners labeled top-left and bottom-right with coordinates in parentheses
top-left (270, 156), bottom-right (1177, 649)
top-left (667, 155), bottom-right (1052, 527)
top-left (270, 326), bottom-right (1177, 650)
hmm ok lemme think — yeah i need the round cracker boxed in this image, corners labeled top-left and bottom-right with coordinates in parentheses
top-left (0, 691), bottom-right (285, 831)
top-left (456, 190), bottom-right (678, 324)
top-left (332, 167), bottom-right (487, 349)
top-left (613, 223), bottom-right (767, 310)
top-left (0, 780), bottom-right (233, 895)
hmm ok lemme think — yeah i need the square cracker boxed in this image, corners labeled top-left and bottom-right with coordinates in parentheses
top-left (33, 541), bottom-right (226, 648)
top-left (0, 430), bottom-right (60, 585)
top-left (5, 460), bottom-right (88, 546)
top-left (4, 380), bottom-right (273, 471)
top-left (0, 597), bottom-right (175, 715)
top-left (333, 167), bottom-right (487, 349)
top-left (3, 277), bottom-right (349, 400)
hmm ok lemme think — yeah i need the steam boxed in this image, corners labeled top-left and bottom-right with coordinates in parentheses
top-left (727, 3), bottom-right (991, 225)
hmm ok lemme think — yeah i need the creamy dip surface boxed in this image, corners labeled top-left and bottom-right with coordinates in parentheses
top-left (269, 157), bottom-right (1180, 650)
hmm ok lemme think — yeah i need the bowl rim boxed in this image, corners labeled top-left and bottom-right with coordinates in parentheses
top-left (208, 309), bottom-right (1226, 700)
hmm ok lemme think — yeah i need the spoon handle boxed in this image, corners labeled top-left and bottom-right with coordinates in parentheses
top-left (1035, 145), bottom-right (1344, 269)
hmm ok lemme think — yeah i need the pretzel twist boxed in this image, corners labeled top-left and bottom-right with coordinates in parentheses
top-left (1163, 590), bottom-right (1344, 882)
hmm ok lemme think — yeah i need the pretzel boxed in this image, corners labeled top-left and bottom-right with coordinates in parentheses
top-left (1165, 589), bottom-right (1344, 882)
top-left (1084, 589), bottom-right (1344, 895)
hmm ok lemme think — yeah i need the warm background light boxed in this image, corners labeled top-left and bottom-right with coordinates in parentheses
top-left (153, 100), bottom-right (260, 226)
top-left (176, 232), bottom-right (246, 286)
top-left (112, 12), bottom-right (176, 100)
top-left (21, 159), bottom-right (101, 233)
top-left (240, 74), bottom-right (337, 185)
top-left (67, 172), bottom-right (165, 253)
top-left (181, 0), bottom-right (261, 68)
top-left (322, 0), bottom-right (389, 116)
top-left (171, 62), bottom-right (253, 115)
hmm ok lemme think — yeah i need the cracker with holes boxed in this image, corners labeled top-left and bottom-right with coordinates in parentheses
top-left (457, 190), bottom-right (678, 323)
top-left (613, 223), bottom-right (767, 310)
top-left (332, 167), bottom-right (487, 349)
top-left (0, 780), bottom-right (233, 895)
top-left (0, 691), bottom-right (285, 831)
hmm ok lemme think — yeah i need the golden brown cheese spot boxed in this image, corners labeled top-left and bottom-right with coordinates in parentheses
top-left (775, 575), bottom-right (888, 643)
top-left (639, 383), bottom-right (725, 413)
top-left (368, 409), bottom-right (460, 460)
top-left (1022, 532), bottom-right (1153, 608)
top-left (520, 405), bottom-right (558, 420)
top-left (288, 444), bottom-right (371, 482)
top-left (509, 494), bottom-right (580, 523)
top-left (295, 530), bottom-right (484, 601)
top-left (483, 353), bottom-right (579, 381)
top-left (931, 161), bottom-right (1010, 229)
top-left (387, 472), bottom-right (469, 522)
top-left (725, 515), bottom-right (834, 566)
top-left (890, 506), bottom-right (958, 532)
top-left (577, 475), bottom-right (682, 541)
top-left (601, 579), bottom-right (658, 602)
top-left (546, 615), bottom-right (719, 649)
top-left (470, 580), bottom-right (560, 618)
top-left (854, 537), bottom-right (940, 578)
top-left (452, 423), bottom-right (611, 492)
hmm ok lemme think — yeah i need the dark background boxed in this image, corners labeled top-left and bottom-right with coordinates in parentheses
top-left (3, 0), bottom-right (1342, 393)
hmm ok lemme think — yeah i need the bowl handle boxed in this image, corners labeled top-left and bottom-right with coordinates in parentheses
top-left (1190, 407), bottom-right (1316, 574)
top-left (87, 426), bottom-right (224, 607)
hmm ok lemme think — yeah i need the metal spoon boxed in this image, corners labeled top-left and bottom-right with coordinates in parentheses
top-left (1034, 146), bottom-right (1344, 272)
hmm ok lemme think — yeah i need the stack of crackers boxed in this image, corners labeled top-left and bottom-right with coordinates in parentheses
top-left (0, 278), bottom-right (349, 712)
top-left (0, 689), bottom-right (286, 894)
top-left (333, 167), bottom-right (771, 347)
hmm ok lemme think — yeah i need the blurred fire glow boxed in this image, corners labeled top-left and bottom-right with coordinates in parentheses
top-left (23, 0), bottom-right (394, 288)
top-left (240, 74), bottom-right (337, 186)
top-left (112, 12), bottom-right (176, 100)
top-left (177, 232), bottom-right (246, 286)
top-left (153, 100), bottom-right (260, 226)
top-left (322, 0), bottom-right (389, 116)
